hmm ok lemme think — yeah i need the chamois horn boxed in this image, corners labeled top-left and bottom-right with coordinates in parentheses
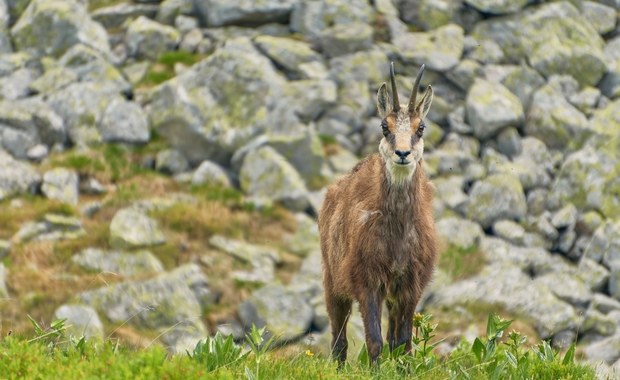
top-left (390, 62), bottom-right (400, 112)
top-left (408, 64), bottom-right (425, 114)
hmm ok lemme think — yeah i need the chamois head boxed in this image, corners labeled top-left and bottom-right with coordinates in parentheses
top-left (377, 63), bottom-right (433, 185)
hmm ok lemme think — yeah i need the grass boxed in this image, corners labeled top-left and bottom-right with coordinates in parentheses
top-left (139, 51), bottom-right (205, 87)
top-left (438, 244), bottom-right (485, 281)
top-left (0, 315), bottom-right (596, 380)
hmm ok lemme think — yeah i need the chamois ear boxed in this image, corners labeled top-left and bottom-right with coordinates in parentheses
top-left (415, 85), bottom-right (433, 120)
top-left (377, 83), bottom-right (391, 118)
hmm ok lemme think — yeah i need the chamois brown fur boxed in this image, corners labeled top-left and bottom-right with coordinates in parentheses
top-left (319, 64), bottom-right (438, 365)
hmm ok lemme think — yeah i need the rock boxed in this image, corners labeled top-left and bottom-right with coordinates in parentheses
top-left (495, 127), bottom-right (521, 158)
top-left (534, 272), bottom-right (592, 308)
top-left (319, 22), bottom-right (373, 58)
top-left (434, 177), bottom-right (467, 212)
top-left (0, 67), bottom-right (36, 100)
top-left (11, 0), bottom-right (110, 57)
top-left (191, 161), bottom-right (231, 187)
top-left (238, 284), bottom-right (313, 343)
top-left (26, 144), bottom-right (48, 162)
top-left (0, 263), bottom-right (7, 298)
top-left (179, 28), bottom-right (203, 53)
top-left (464, 0), bottom-right (528, 14)
top-left (284, 213), bottom-right (320, 257)
top-left (551, 204), bottom-right (578, 231)
top-left (552, 141), bottom-right (620, 218)
top-left (160, 325), bottom-right (207, 355)
top-left (253, 35), bottom-right (323, 80)
top-left (149, 38), bottom-right (286, 165)
top-left (466, 79), bottom-right (524, 140)
top-left (581, 308), bottom-right (617, 337)
top-left (446, 59), bottom-right (482, 91)
top-left (492, 220), bottom-right (526, 246)
top-left (601, 36), bottom-right (620, 99)
top-left (465, 174), bottom-right (527, 228)
top-left (209, 235), bottom-right (280, 264)
top-left (278, 80), bottom-right (337, 123)
top-left (99, 99), bottom-right (150, 144)
top-left (46, 82), bottom-right (120, 147)
top-left (72, 248), bottom-right (164, 277)
top-left (590, 99), bottom-right (620, 139)
top-left (393, 24), bottom-right (464, 72)
top-left (473, 1), bottom-right (606, 86)
top-left (575, 258), bottom-right (610, 293)
top-left (583, 1), bottom-right (617, 35)
top-left (13, 214), bottom-right (85, 243)
top-left (126, 16), bottom-right (180, 60)
top-left (41, 168), bottom-right (79, 205)
top-left (156, 149), bottom-right (189, 175)
top-left (326, 148), bottom-right (359, 176)
top-left (583, 335), bottom-right (620, 364)
top-left (239, 146), bottom-right (310, 212)
top-left (501, 65), bottom-right (545, 109)
top-left (398, 0), bottom-right (471, 31)
top-left (436, 216), bottom-right (484, 249)
top-left (430, 264), bottom-right (578, 339)
top-left (608, 262), bottom-right (620, 300)
top-left (466, 39), bottom-right (504, 64)
top-left (53, 304), bottom-right (104, 340)
top-left (0, 149), bottom-right (40, 200)
top-left (195, 0), bottom-right (296, 27)
top-left (109, 208), bottom-right (166, 249)
top-left (290, 0), bottom-right (372, 43)
top-left (591, 294), bottom-right (620, 314)
top-left (525, 83), bottom-right (590, 150)
top-left (91, 3), bottom-right (159, 29)
top-left (79, 264), bottom-right (210, 332)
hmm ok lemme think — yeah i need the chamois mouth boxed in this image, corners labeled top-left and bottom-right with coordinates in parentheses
top-left (394, 158), bottom-right (412, 166)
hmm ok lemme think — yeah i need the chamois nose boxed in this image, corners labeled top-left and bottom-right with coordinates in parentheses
top-left (395, 150), bottom-right (411, 159)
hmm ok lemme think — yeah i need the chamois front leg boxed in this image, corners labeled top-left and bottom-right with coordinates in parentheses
top-left (386, 300), bottom-right (399, 352)
top-left (359, 290), bottom-right (384, 364)
top-left (395, 301), bottom-right (416, 353)
top-left (325, 291), bottom-right (352, 366)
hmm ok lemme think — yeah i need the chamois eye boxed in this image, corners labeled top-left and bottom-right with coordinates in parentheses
top-left (381, 121), bottom-right (389, 137)
top-left (417, 123), bottom-right (425, 137)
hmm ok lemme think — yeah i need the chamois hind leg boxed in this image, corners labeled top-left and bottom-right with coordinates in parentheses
top-left (359, 290), bottom-right (384, 364)
top-left (395, 302), bottom-right (415, 353)
top-left (326, 292), bottom-right (352, 366)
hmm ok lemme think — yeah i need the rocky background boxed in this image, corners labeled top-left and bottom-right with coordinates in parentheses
top-left (0, 0), bottom-right (620, 375)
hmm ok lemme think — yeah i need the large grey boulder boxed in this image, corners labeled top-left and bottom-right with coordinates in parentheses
top-left (41, 168), bottom-right (79, 205)
top-left (109, 207), bottom-right (166, 249)
top-left (11, 0), bottom-right (110, 57)
top-left (590, 99), bottom-right (620, 138)
top-left (238, 284), bottom-right (313, 343)
top-left (239, 146), bottom-right (310, 212)
top-left (393, 24), bottom-right (464, 72)
top-left (430, 264), bottom-right (578, 339)
top-left (464, 0), bottom-right (528, 15)
top-left (501, 65), bottom-right (546, 109)
top-left (79, 264), bottom-right (210, 332)
top-left (191, 160), bottom-right (231, 188)
top-left (290, 0), bottom-right (372, 43)
top-left (319, 22), bottom-right (373, 58)
top-left (436, 216), bottom-right (484, 249)
top-left (126, 16), bottom-right (180, 60)
top-left (155, 149), bottom-right (189, 175)
top-left (47, 82), bottom-right (121, 147)
top-left (253, 35), bottom-right (323, 80)
top-left (601, 37), bottom-right (620, 99)
top-left (472, 1), bottom-right (606, 86)
top-left (583, 335), bottom-right (620, 365)
top-left (0, 149), bottom-right (40, 200)
top-left (195, 0), bottom-right (296, 27)
top-left (465, 174), bottom-right (527, 228)
top-left (284, 213), bottom-right (320, 258)
top-left (587, 219), bottom-right (620, 267)
top-left (72, 248), bottom-right (164, 277)
top-left (466, 79), bottom-right (524, 139)
top-left (91, 3), bottom-right (159, 29)
top-left (525, 83), bottom-right (590, 150)
top-left (13, 214), bottom-right (85, 243)
top-left (53, 304), bottom-right (104, 340)
top-left (99, 99), bottom-right (150, 144)
top-left (149, 38), bottom-right (286, 165)
top-left (551, 138), bottom-right (620, 218)
top-left (534, 272), bottom-right (592, 308)
top-left (398, 0), bottom-right (464, 31)
top-left (59, 44), bottom-right (131, 95)
top-left (0, 99), bottom-right (65, 158)
top-left (209, 235), bottom-right (279, 284)
top-left (583, 1), bottom-right (617, 35)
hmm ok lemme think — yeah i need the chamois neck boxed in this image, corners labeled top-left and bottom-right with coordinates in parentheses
top-left (381, 161), bottom-right (419, 214)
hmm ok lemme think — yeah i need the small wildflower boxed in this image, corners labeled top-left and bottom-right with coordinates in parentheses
top-left (305, 350), bottom-right (314, 357)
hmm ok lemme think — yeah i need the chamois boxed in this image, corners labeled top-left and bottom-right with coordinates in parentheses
top-left (318, 63), bottom-right (438, 365)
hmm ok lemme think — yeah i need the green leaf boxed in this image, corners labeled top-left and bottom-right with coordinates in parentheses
top-left (472, 338), bottom-right (485, 363)
top-left (357, 343), bottom-right (370, 367)
top-left (562, 343), bottom-right (576, 365)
